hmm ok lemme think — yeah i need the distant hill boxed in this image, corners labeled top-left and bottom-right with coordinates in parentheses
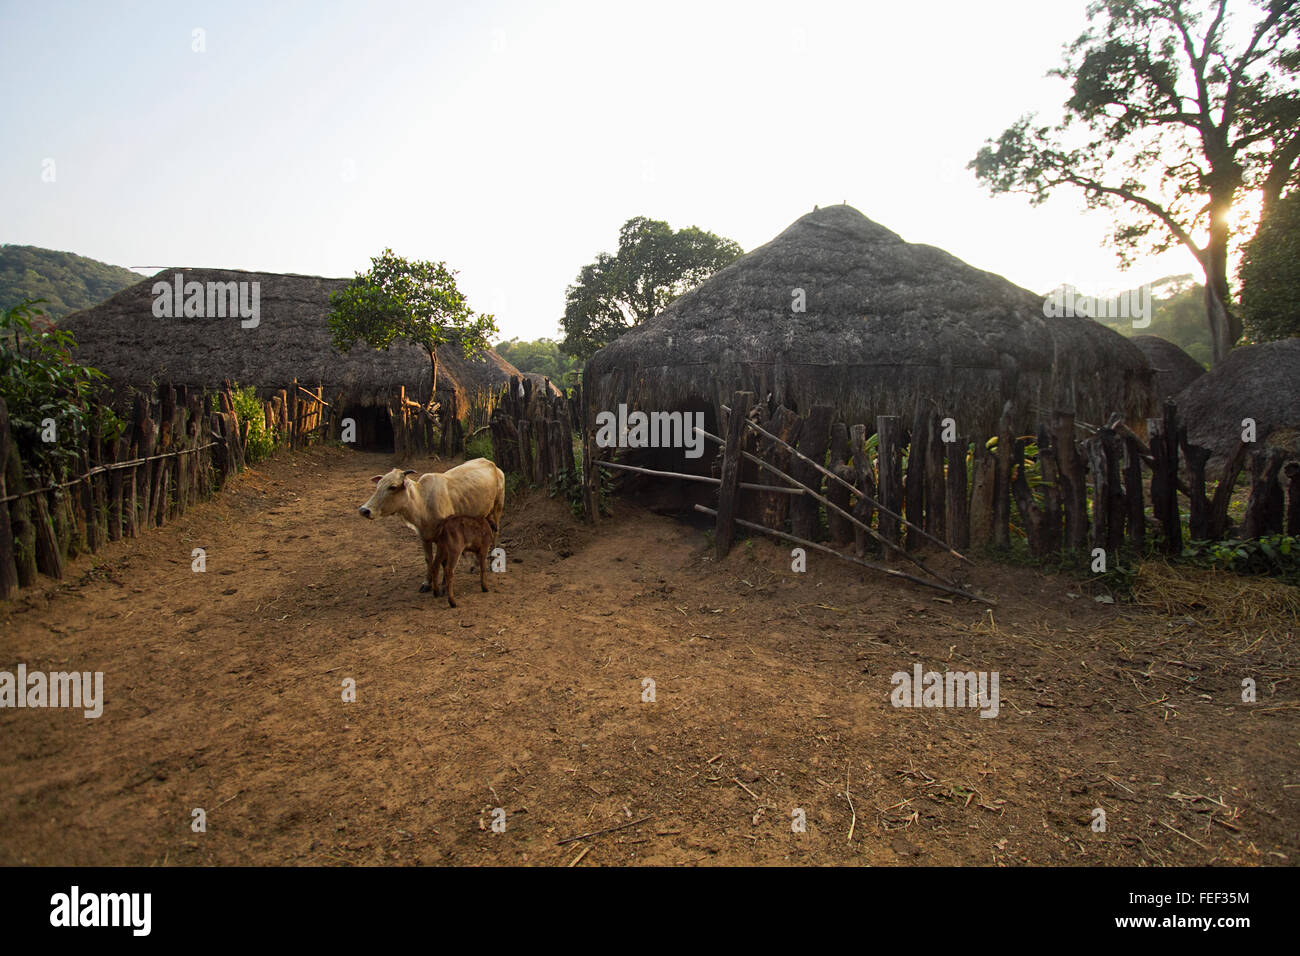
top-left (0, 245), bottom-right (143, 322)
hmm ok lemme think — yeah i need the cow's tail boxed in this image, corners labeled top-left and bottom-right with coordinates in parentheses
top-left (488, 516), bottom-right (499, 534)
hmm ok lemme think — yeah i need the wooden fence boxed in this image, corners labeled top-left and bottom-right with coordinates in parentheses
top-left (487, 376), bottom-right (580, 487)
top-left (0, 379), bottom-right (328, 600)
top-left (571, 391), bottom-right (1299, 599)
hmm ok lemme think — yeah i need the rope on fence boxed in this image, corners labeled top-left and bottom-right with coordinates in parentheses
top-left (0, 441), bottom-right (220, 504)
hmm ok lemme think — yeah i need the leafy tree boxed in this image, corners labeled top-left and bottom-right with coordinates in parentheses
top-left (328, 249), bottom-right (497, 411)
top-left (560, 217), bottom-right (742, 361)
top-left (1238, 187), bottom-right (1300, 341)
top-left (1, 298), bottom-right (120, 481)
top-left (971, 0), bottom-right (1300, 365)
top-left (495, 337), bottom-right (580, 382)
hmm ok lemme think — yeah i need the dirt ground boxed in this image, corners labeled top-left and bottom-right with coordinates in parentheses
top-left (1, 444), bottom-right (1296, 866)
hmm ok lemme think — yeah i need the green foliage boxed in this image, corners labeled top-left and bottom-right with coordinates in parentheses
top-left (231, 386), bottom-right (277, 464)
top-left (560, 217), bottom-right (742, 361)
top-left (0, 245), bottom-right (140, 322)
top-left (1181, 535), bottom-right (1300, 583)
top-left (1239, 190), bottom-right (1300, 343)
top-left (328, 249), bottom-right (498, 400)
top-left (463, 430), bottom-right (494, 462)
top-left (1, 298), bottom-right (121, 481)
top-left (495, 337), bottom-right (580, 383)
top-left (1067, 275), bottom-right (1213, 366)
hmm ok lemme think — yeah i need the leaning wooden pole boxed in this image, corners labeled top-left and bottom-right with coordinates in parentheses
top-left (696, 425), bottom-right (971, 594)
top-left (724, 405), bottom-right (974, 566)
top-left (693, 504), bottom-right (994, 606)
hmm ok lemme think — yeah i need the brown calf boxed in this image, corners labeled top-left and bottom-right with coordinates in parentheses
top-left (431, 514), bottom-right (497, 608)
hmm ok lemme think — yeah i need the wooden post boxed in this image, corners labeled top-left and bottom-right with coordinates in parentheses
top-left (876, 415), bottom-right (902, 549)
top-left (0, 398), bottom-right (19, 598)
top-left (1208, 439), bottom-right (1250, 539)
top-left (1053, 411), bottom-right (1088, 552)
top-left (790, 405), bottom-right (833, 542)
top-left (1243, 448), bottom-right (1287, 538)
top-left (582, 420), bottom-right (601, 524)
top-left (827, 422), bottom-right (853, 544)
top-left (33, 491), bottom-right (64, 579)
top-left (1284, 461), bottom-right (1300, 536)
top-left (714, 391), bottom-right (753, 558)
top-left (1148, 406), bottom-right (1181, 554)
top-left (992, 402), bottom-right (1014, 549)
top-left (758, 406), bottom-right (802, 532)
top-left (904, 407), bottom-right (927, 550)
top-left (850, 424), bottom-right (877, 555)
top-left (968, 439), bottom-right (995, 549)
top-left (1122, 433), bottom-right (1145, 549)
top-left (944, 434), bottom-right (970, 552)
top-left (1010, 437), bottom-right (1046, 556)
top-left (1179, 435), bottom-right (1212, 542)
top-left (925, 411), bottom-right (946, 540)
top-left (1036, 425), bottom-right (1061, 555)
top-left (519, 419), bottom-right (535, 485)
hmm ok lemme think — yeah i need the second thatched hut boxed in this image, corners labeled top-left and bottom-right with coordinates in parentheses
top-left (584, 205), bottom-right (1156, 458)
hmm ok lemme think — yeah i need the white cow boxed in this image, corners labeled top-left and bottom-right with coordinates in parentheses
top-left (359, 458), bottom-right (505, 593)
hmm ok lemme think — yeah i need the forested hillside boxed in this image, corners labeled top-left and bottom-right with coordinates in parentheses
top-left (0, 245), bottom-right (142, 321)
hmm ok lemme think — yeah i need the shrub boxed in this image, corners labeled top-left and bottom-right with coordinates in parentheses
top-left (231, 386), bottom-right (278, 464)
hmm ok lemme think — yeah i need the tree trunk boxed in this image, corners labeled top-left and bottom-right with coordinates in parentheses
top-left (1204, 186), bottom-right (1242, 366)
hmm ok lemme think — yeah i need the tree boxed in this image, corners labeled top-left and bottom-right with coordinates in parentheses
top-left (494, 337), bottom-right (580, 383)
top-left (970, 0), bottom-right (1300, 365)
top-left (329, 249), bottom-right (497, 411)
top-left (1239, 187), bottom-right (1300, 341)
top-left (560, 217), bottom-right (742, 361)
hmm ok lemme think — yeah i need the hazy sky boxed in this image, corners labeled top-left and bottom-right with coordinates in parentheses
top-left (2, 0), bottom-right (1197, 342)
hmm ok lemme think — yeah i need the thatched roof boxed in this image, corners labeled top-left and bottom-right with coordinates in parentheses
top-left (1131, 335), bottom-right (1205, 401)
top-left (59, 268), bottom-right (520, 409)
top-left (585, 205), bottom-right (1156, 439)
top-left (1174, 338), bottom-right (1300, 465)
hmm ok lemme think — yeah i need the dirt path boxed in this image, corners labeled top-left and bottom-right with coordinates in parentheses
top-left (1, 445), bottom-right (1296, 865)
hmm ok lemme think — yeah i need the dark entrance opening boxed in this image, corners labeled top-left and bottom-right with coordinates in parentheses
top-left (341, 405), bottom-right (394, 452)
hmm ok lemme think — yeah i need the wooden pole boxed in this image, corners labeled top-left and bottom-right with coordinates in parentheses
top-left (694, 504), bottom-right (994, 605)
top-left (730, 407), bottom-right (973, 565)
top-left (698, 424), bottom-right (969, 592)
top-left (0, 398), bottom-right (18, 598)
top-left (714, 391), bottom-right (753, 558)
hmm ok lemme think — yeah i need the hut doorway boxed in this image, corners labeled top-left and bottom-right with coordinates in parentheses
top-left (341, 405), bottom-right (394, 452)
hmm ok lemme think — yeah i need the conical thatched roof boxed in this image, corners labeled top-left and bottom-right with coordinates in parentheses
top-left (1174, 338), bottom-right (1300, 465)
top-left (1131, 335), bottom-right (1205, 402)
top-left (585, 205), bottom-right (1156, 439)
top-left (59, 268), bottom-right (520, 410)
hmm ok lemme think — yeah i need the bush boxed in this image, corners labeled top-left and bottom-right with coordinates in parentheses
top-left (0, 298), bottom-right (121, 482)
top-left (231, 386), bottom-right (278, 464)
top-left (463, 430), bottom-right (494, 462)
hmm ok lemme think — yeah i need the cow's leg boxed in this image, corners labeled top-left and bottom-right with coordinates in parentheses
top-left (479, 546), bottom-right (489, 592)
top-left (420, 539), bottom-right (435, 593)
top-left (445, 545), bottom-right (462, 608)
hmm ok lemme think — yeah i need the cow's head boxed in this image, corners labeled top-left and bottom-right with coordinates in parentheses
top-left (359, 468), bottom-right (417, 519)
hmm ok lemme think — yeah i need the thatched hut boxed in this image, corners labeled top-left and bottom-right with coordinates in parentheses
top-left (1131, 335), bottom-right (1205, 402)
top-left (585, 205), bottom-right (1155, 455)
top-left (60, 268), bottom-right (521, 449)
top-left (1174, 338), bottom-right (1300, 466)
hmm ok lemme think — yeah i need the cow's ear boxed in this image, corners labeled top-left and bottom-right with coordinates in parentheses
top-left (402, 469), bottom-right (417, 476)
top-left (370, 475), bottom-right (384, 483)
